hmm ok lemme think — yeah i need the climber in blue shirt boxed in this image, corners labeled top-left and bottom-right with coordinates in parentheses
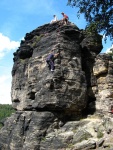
top-left (46, 50), bottom-right (59, 72)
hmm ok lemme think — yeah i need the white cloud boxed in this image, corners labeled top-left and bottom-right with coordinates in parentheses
top-left (0, 75), bottom-right (12, 104)
top-left (105, 44), bottom-right (113, 53)
top-left (0, 33), bottom-right (20, 59)
top-left (0, 32), bottom-right (20, 104)
top-left (0, 75), bottom-right (10, 83)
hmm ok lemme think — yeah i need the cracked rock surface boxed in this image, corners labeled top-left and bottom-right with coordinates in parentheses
top-left (0, 22), bottom-right (113, 150)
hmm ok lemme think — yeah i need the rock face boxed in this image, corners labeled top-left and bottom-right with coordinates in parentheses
top-left (11, 22), bottom-right (88, 116)
top-left (0, 21), bottom-right (113, 150)
top-left (93, 54), bottom-right (113, 113)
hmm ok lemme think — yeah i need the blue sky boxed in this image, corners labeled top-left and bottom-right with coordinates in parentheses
top-left (0, 0), bottom-right (112, 104)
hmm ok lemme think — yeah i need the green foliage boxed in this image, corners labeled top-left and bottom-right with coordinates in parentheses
top-left (68, 0), bottom-right (113, 40)
top-left (67, 143), bottom-right (74, 148)
top-left (0, 104), bottom-right (15, 129)
top-left (32, 34), bottom-right (44, 48)
top-left (107, 48), bottom-right (113, 60)
top-left (97, 131), bottom-right (104, 139)
top-left (34, 34), bottom-right (43, 41)
top-left (20, 59), bottom-right (26, 63)
top-left (85, 22), bottom-right (98, 34)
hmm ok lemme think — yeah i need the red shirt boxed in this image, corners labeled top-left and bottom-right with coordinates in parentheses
top-left (63, 14), bottom-right (69, 19)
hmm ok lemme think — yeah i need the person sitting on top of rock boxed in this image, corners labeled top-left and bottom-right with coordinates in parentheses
top-left (61, 12), bottom-right (69, 25)
top-left (50, 15), bottom-right (58, 24)
top-left (46, 49), bottom-right (59, 72)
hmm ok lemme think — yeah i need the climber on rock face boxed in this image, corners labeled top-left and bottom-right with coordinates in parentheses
top-left (46, 50), bottom-right (59, 72)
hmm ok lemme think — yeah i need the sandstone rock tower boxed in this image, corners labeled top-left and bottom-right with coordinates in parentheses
top-left (1, 22), bottom-right (113, 150)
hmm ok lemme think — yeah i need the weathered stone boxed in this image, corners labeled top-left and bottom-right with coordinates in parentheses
top-left (0, 111), bottom-right (55, 150)
top-left (93, 54), bottom-right (113, 114)
top-left (10, 22), bottom-right (91, 116)
top-left (72, 129), bottom-right (92, 144)
top-left (72, 139), bottom-right (96, 150)
top-left (1, 21), bottom-right (113, 150)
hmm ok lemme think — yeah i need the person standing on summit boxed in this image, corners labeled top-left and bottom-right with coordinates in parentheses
top-left (61, 12), bottom-right (69, 25)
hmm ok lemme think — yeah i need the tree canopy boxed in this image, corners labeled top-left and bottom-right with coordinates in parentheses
top-left (68, 0), bottom-right (113, 40)
top-left (0, 104), bottom-right (15, 129)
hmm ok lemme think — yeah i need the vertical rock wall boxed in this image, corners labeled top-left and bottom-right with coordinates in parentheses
top-left (11, 23), bottom-right (89, 115)
top-left (93, 54), bottom-right (113, 114)
top-left (2, 22), bottom-right (113, 150)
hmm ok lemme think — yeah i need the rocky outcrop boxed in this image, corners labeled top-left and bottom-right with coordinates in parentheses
top-left (11, 22), bottom-right (88, 116)
top-left (0, 21), bottom-right (113, 150)
top-left (93, 54), bottom-right (113, 114)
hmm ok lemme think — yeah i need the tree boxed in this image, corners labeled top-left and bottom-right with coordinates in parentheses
top-left (0, 104), bottom-right (15, 129)
top-left (68, 0), bottom-right (113, 40)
